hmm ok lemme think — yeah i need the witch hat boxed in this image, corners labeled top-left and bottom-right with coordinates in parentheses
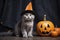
top-left (25, 2), bottom-right (32, 10)
top-left (21, 2), bottom-right (35, 16)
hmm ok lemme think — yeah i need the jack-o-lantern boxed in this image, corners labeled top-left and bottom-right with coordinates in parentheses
top-left (36, 15), bottom-right (55, 36)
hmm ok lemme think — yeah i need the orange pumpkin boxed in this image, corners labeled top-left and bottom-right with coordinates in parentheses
top-left (51, 31), bottom-right (58, 37)
top-left (54, 28), bottom-right (60, 35)
top-left (36, 15), bottom-right (55, 36)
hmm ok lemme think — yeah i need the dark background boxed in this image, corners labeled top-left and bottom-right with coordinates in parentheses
top-left (0, 0), bottom-right (60, 32)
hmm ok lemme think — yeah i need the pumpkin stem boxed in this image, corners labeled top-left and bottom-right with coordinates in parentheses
top-left (44, 14), bottom-right (46, 21)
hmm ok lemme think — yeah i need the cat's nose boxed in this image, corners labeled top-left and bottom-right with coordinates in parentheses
top-left (28, 17), bottom-right (29, 19)
top-left (28, 16), bottom-right (31, 19)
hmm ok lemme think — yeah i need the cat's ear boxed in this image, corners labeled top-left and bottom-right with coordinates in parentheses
top-left (34, 15), bottom-right (35, 18)
top-left (32, 15), bottom-right (35, 19)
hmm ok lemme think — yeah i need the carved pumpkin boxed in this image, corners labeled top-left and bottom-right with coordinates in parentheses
top-left (36, 15), bottom-right (55, 36)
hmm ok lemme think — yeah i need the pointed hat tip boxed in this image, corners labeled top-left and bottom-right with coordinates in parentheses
top-left (25, 2), bottom-right (33, 10)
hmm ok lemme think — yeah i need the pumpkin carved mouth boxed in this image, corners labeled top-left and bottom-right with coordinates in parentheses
top-left (41, 30), bottom-right (51, 35)
top-left (42, 32), bottom-right (49, 34)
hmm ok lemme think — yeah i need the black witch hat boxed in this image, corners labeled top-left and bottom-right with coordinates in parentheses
top-left (21, 2), bottom-right (35, 16)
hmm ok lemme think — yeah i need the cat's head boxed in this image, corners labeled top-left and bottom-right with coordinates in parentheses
top-left (21, 10), bottom-right (35, 21)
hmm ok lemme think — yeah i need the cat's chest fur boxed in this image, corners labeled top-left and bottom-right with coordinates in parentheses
top-left (22, 21), bottom-right (34, 27)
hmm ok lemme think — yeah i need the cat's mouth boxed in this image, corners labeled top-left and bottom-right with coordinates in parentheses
top-left (24, 20), bottom-right (32, 22)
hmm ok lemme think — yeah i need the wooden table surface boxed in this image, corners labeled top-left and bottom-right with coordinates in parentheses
top-left (0, 36), bottom-right (60, 40)
top-left (0, 32), bottom-right (60, 40)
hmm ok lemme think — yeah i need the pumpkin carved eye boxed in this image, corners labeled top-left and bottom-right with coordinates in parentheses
top-left (47, 24), bottom-right (50, 28)
top-left (40, 25), bottom-right (42, 28)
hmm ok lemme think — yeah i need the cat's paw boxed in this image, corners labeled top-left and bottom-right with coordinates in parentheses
top-left (23, 34), bottom-right (28, 38)
top-left (16, 35), bottom-right (19, 37)
top-left (28, 35), bottom-right (33, 37)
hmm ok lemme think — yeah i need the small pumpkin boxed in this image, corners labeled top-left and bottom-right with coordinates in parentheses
top-left (54, 27), bottom-right (60, 35)
top-left (55, 28), bottom-right (60, 34)
top-left (36, 15), bottom-right (55, 36)
top-left (51, 31), bottom-right (58, 37)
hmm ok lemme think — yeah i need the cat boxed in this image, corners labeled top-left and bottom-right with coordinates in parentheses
top-left (15, 10), bottom-right (35, 38)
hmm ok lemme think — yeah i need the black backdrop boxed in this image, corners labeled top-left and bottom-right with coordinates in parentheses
top-left (0, 0), bottom-right (60, 32)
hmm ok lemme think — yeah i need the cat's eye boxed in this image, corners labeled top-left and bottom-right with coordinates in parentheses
top-left (30, 14), bottom-right (31, 16)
